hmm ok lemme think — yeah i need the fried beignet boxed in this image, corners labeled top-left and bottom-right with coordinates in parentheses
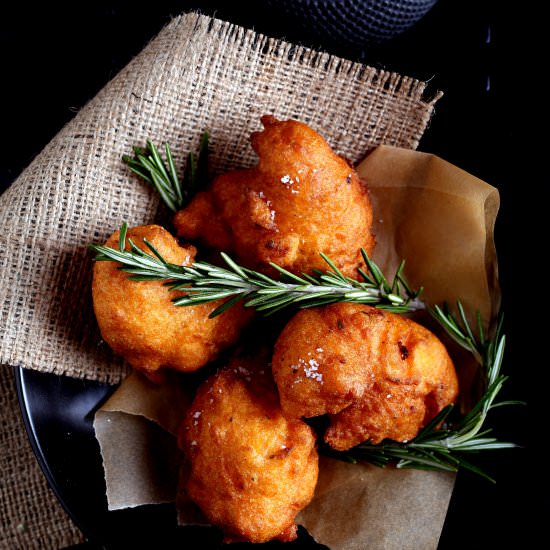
top-left (272, 303), bottom-right (458, 450)
top-left (179, 351), bottom-right (318, 543)
top-left (173, 115), bottom-right (375, 277)
top-left (92, 225), bottom-right (251, 379)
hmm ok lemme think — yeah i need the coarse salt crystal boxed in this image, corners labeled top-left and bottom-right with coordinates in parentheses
top-left (281, 174), bottom-right (294, 185)
top-left (304, 366), bottom-right (323, 383)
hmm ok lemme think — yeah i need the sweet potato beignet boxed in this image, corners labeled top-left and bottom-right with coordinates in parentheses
top-left (92, 225), bottom-right (251, 379)
top-left (173, 115), bottom-right (375, 277)
top-left (179, 352), bottom-right (319, 543)
top-left (272, 303), bottom-right (458, 450)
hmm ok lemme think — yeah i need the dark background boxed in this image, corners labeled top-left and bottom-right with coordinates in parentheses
top-left (1, 1), bottom-right (540, 548)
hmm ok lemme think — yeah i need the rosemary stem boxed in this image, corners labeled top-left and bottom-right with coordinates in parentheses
top-left (89, 225), bottom-right (516, 481)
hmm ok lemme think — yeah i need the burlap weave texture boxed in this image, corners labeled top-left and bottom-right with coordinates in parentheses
top-left (0, 12), bottom-right (440, 385)
top-left (0, 367), bottom-right (83, 549)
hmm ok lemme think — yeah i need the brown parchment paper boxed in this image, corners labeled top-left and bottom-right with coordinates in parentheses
top-left (362, 145), bottom-right (500, 329)
top-left (94, 372), bottom-right (192, 510)
top-left (296, 459), bottom-right (455, 550)
top-left (94, 146), bottom-right (500, 550)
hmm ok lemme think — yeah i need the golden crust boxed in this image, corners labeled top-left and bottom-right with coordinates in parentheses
top-left (272, 303), bottom-right (459, 450)
top-left (92, 225), bottom-right (251, 379)
top-left (179, 351), bottom-right (319, 543)
top-left (173, 115), bottom-right (375, 277)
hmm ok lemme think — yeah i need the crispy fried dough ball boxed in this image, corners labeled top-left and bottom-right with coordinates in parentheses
top-left (92, 225), bottom-right (251, 379)
top-left (173, 115), bottom-right (375, 277)
top-left (272, 303), bottom-right (458, 450)
top-left (179, 351), bottom-right (318, 543)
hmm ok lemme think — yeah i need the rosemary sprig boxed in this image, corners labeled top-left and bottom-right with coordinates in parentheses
top-left (336, 305), bottom-right (520, 482)
top-left (122, 132), bottom-right (209, 212)
top-left (90, 226), bottom-right (518, 480)
top-left (89, 224), bottom-right (425, 318)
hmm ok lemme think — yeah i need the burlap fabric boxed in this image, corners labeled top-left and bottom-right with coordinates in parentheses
top-left (0, 367), bottom-right (84, 549)
top-left (0, 11), bottom-right (440, 549)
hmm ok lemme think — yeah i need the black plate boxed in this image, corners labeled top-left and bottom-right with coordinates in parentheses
top-left (8, 2), bottom-right (533, 548)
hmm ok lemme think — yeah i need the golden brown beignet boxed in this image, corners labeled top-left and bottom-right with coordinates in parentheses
top-left (272, 303), bottom-right (458, 450)
top-left (92, 225), bottom-right (251, 379)
top-left (173, 115), bottom-right (375, 277)
top-left (179, 351), bottom-right (318, 543)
